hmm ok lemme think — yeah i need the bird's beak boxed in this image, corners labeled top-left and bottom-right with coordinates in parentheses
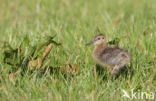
top-left (86, 40), bottom-right (94, 46)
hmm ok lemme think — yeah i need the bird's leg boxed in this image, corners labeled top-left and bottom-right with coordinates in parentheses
top-left (111, 65), bottom-right (120, 79)
top-left (107, 66), bottom-right (113, 79)
top-left (94, 65), bottom-right (97, 81)
top-left (124, 65), bottom-right (130, 75)
top-left (124, 65), bottom-right (130, 71)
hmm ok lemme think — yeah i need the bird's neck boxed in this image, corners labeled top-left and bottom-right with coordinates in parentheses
top-left (96, 42), bottom-right (106, 50)
top-left (92, 42), bottom-right (107, 65)
top-left (93, 42), bottom-right (107, 56)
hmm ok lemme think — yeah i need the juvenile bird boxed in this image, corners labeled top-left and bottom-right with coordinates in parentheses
top-left (86, 33), bottom-right (131, 78)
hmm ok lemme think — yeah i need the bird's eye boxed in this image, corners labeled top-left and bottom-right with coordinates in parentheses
top-left (98, 38), bottom-right (100, 40)
top-left (102, 38), bottom-right (104, 39)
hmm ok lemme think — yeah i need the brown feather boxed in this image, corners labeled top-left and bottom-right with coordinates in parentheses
top-left (90, 33), bottom-right (131, 78)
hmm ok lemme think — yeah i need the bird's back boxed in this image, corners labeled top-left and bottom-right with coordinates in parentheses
top-left (97, 46), bottom-right (131, 66)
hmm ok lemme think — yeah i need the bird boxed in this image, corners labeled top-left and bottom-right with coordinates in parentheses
top-left (86, 33), bottom-right (131, 78)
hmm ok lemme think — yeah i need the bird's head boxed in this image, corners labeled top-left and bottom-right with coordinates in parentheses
top-left (86, 33), bottom-right (106, 46)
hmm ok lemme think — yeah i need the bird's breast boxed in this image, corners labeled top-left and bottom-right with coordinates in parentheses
top-left (92, 47), bottom-right (108, 67)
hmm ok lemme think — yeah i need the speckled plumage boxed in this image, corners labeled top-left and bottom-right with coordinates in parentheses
top-left (87, 33), bottom-right (131, 78)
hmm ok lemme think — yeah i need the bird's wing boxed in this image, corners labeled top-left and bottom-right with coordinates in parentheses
top-left (106, 57), bottom-right (123, 65)
top-left (100, 47), bottom-right (124, 65)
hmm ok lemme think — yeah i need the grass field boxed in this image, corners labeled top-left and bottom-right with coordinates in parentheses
top-left (0, 0), bottom-right (156, 101)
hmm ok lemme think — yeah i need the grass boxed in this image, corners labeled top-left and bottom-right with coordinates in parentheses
top-left (0, 0), bottom-right (156, 100)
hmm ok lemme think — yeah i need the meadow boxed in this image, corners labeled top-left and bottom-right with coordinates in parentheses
top-left (0, 0), bottom-right (156, 101)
